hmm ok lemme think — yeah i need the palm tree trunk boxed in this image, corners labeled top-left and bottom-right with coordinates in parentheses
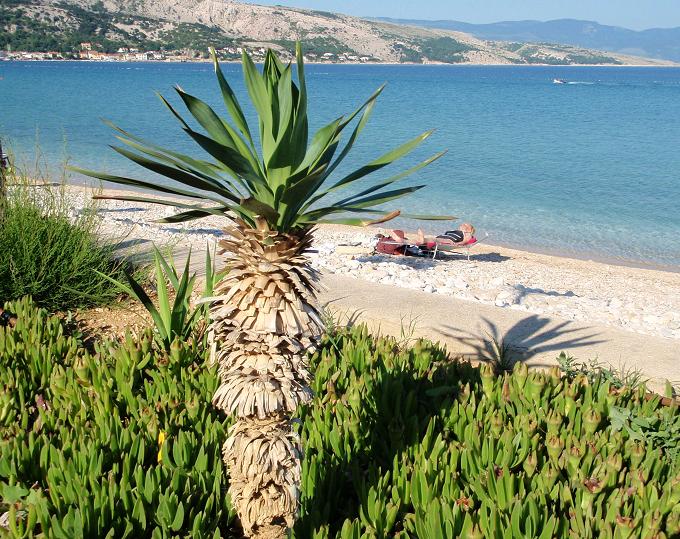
top-left (210, 217), bottom-right (322, 537)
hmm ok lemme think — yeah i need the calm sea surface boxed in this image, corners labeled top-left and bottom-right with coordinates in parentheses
top-left (2, 61), bottom-right (680, 267)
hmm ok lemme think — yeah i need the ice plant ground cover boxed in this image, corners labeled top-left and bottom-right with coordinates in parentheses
top-left (1, 297), bottom-right (679, 538)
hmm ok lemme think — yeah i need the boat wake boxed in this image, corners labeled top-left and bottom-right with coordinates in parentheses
top-left (553, 78), bottom-right (596, 85)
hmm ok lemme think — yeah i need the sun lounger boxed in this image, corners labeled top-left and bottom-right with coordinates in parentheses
top-left (428, 232), bottom-right (490, 261)
top-left (375, 231), bottom-right (490, 260)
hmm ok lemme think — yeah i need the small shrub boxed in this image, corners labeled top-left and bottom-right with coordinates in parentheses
top-left (0, 172), bottom-right (129, 312)
top-left (485, 330), bottom-right (516, 374)
top-left (558, 352), bottom-right (647, 389)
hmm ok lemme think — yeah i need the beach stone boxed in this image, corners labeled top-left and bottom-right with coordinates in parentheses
top-left (495, 286), bottom-right (522, 307)
top-left (608, 298), bottom-right (623, 310)
top-left (473, 289), bottom-right (496, 303)
top-left (495, 291), bottom-right (515, 306)
top-left (629, 317), bottom-right (644, 330)
top-left (642, 314), bottom-right (661, 326)
top-left (397, 269), bottom-right (410, 280)
top-left (451, 277), bottom-right (468, 289)
top-left (424, 284), bottom-right (436, 294)
top-left (660, 312), bottom-right (680, 329)
top-left (317, 242), bottom-right (335, 255)
top-left (346, 259), bottom-right (361, 270)
top-left (489, 276), bottom-right (505, 288)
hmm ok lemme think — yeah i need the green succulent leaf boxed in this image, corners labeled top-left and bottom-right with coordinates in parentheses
top-left (210, 48), bottom-right (254, 145)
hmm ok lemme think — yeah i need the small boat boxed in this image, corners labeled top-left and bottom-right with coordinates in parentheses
top-left (553, 78), bottom-right (567, 84)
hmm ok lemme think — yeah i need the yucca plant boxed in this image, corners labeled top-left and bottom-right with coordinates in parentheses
top-left (71, 43), bottom-right (448, 538)
top-left (98, 245), bottom-right (220, 351)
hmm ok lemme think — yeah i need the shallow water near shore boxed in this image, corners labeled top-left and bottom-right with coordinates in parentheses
top-left (2, 61), bottom-right (680, 267)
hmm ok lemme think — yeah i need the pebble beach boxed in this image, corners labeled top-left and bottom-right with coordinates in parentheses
top-left (66, 186), bottom-right (680, 343)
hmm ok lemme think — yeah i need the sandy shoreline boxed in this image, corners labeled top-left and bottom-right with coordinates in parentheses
top-left (59, 184), bottom-right (680, 343)
top-left (310, 226), bottom-right (680, 341)
top-left (67, 178), bottom-right (679, 274)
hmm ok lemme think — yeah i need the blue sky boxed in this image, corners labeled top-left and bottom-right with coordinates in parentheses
top-left (238, 1), bottom-right (680, 30)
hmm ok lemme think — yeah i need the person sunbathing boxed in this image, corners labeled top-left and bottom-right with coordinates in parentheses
top-left (376, 223), bottom-right (476, 257)
top-left (439, 223), bottom-right (476, 245)
top-left (389, 223), bottom-right (476, 247)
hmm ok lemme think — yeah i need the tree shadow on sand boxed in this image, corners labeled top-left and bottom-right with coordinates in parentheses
top-left (439, 315), bottom-right (606, 369)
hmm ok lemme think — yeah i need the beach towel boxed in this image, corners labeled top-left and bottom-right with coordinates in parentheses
top-left (375, 233), bottom-right (430, 257)
top-left (375, 234), bottom-right (406, 255)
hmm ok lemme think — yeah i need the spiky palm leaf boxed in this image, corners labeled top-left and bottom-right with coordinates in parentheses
top-left (72, 44), bottom-right (449, 229)
top-left (71, 44), bottom-right (448, 538)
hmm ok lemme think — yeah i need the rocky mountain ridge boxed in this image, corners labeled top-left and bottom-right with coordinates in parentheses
top-left (377, 17), bottom-right (680, 63)
top-left (2, 0), bottom-right (674, 64)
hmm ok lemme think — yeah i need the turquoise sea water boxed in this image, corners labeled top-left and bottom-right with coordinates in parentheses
top-left (2, 61), bottom-right (680, 267)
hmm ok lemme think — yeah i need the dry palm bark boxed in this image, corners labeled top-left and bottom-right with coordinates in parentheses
top-left (210, 218), bottom-right (322, 537)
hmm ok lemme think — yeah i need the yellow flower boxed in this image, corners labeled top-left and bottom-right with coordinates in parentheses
top-left (157, 431), bottom-right (166, 463)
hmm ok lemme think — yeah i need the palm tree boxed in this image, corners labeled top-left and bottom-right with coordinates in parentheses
top-left (71, 44), bottom-right (448, 538)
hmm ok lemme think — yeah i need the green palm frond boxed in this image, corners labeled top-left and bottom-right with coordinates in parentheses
top-left (71, 42), bottom-right (452, 231)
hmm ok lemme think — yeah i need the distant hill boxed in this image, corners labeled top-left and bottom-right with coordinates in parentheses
top-left (377, 18), bottom-right (680, 63)
top-left (0, 1), bottom-right (673, 65)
